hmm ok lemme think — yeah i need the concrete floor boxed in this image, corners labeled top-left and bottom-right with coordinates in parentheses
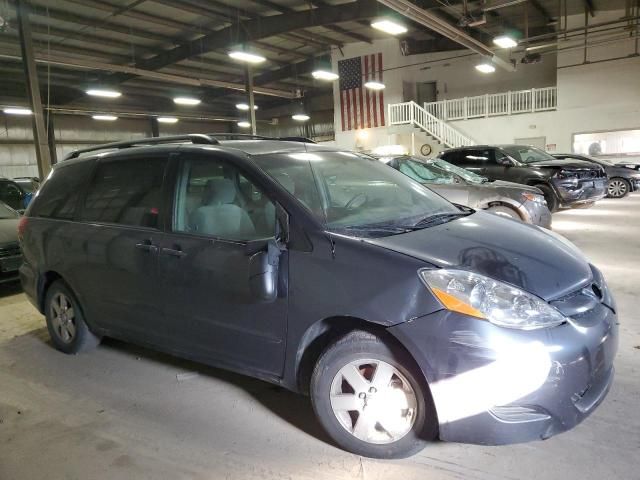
top-left (1, 196), bottom-right (639, 480)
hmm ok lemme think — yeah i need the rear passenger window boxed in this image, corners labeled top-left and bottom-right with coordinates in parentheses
top-left (80, 158), bottom-right (167, 228)
top-left (29, 161), bottom-right (94, 220)
top-left (173, 158), bottom-right (276, 241)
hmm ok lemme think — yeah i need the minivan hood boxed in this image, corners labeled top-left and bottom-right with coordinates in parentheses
top-left (366, 211), bottom-right (591, 301)
top-left (524, 159), bottom-right (595, 169)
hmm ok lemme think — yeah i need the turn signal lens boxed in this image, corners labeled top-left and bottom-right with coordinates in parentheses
top-left (431, 287), bottom-right (485, 319)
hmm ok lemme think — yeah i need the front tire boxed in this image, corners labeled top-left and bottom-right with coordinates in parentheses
top-left (607, 177), bottom-right (630, 198)
top-left (310, 331), bottom-right (437, 459)
top-left (536, 184), bottom-right (558, 212)
top-left (45, 280), bottom-right (100, 354)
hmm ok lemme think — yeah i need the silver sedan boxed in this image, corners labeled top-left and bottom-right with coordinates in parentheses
top-left (379, 155), bottom-right (552, 228)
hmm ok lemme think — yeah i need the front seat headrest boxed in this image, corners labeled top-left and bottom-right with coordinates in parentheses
top-left (202, 178), bottom-right (236, 205)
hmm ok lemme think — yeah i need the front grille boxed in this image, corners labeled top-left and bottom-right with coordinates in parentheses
top-left (570, 169), bottom-right (605, 179)
top-left (0, 243), bottom-right (21, 258)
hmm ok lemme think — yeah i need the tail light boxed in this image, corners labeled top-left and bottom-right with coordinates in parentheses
top-left (17, 216), bottom-right (28, 242)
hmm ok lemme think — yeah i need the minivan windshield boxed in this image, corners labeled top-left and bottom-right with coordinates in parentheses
top-left (257, 150), bottom-right (463, 237)
top-left (501, 145), bottom-right (556, 164)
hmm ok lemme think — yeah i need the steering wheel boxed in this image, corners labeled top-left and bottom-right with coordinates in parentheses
top-left (345, 192), bottom-right (368, 210)
top-left (526, 156), bottom-right (535, 162)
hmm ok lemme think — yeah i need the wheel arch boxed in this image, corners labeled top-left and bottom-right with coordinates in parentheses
top-left (37, 270), bottom-right (64, 312)
top-left (294, 316), bottom-right (428, 396)
top-left (483, 201), bottom-right (525, 221)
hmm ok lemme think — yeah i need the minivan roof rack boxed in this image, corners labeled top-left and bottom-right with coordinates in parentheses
top-left (208, 133), bottom-right (316, 144)
top-left (64, 134), bottom-right (219, 160)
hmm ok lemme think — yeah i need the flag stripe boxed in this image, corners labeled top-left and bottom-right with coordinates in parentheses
top-left (340, 90), bottom-right (346, 132)
top-left (364, 55), bottom-right (371, 128)
top-left (346, 88), bottom-right (351, 131)
top-left (371, 54), bottom-right (378, 128)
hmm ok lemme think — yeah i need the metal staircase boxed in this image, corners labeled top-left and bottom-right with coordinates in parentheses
top-left (388, 101), bottom-right (475, 148)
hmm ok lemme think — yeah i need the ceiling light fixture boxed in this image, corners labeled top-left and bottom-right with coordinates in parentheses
top-left (311, 70), bottom-right (339, 81)
top-left (371, 19), bottom-right (408, 35)
top-left (86, 88), bottom-right (121, 98)
top-left (475, 63), bottom-right (496, 73)
top-left (493, 35), bottom-right (518, 49)
top-left (236, 103), bottom-right (258, 111)
top-left (92, 115), bottom-right (118, 121)
top-left (228, 51), bottom-right (266, 64)
top-left (364, 81), bottom-right (385, 90)
top-left (174, 97), bottom-right (200, 106)
top-left (292, 113), bottom-right (310, 122)
top-left (237, 121), bottom-right (251, 128)
top-left (3, 107), bottom-right (32, 115)
top-left (157, 117), bottom-right (178, 124)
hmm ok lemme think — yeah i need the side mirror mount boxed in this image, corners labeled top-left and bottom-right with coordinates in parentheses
top-left (247, 238), bottom-right (280, 302)
top-left (496, 156), bottom-right (513, 166)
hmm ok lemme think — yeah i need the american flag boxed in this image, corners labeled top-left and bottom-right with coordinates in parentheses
top-left (338, 53), bottom-right (385, 131)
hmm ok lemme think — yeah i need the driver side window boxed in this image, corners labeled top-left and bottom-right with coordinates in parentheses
top-left (174, 158), bottom-right (277, 241)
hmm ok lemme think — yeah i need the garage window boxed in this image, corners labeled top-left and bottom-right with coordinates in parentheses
top-left (80, 158), bottom-right (167, 228)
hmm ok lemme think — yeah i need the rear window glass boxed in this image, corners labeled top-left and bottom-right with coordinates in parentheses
top-left (29, 161), bottom-right (93, 220)
top-left (80, 157), bottom-right (167, 228)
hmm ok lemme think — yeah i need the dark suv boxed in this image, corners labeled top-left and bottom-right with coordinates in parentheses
top-left (19, 135), bottom-right (617, 458)
top-left (438, 145), bottom-right (607, 211)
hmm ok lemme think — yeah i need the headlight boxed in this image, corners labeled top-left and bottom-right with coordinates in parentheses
top-left (419, 269), bottom-right (566, 330)
top-left (522, 192), bottom-right (546, 204)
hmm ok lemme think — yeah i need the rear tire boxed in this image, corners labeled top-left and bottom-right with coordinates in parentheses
top-left (536, 184), bottom-right (558, 212)
top-left (310, 330), bottom-right (437, 459)
top-left (486, 205), bottom-right (522, 222)
top-left (45, 280), bottom-right (100, 354)
top-left (607, 177), bottom-right (630, 198)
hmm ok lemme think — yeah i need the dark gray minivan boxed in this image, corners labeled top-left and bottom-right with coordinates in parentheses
top-left (19, 135), bottom-right (618, 458)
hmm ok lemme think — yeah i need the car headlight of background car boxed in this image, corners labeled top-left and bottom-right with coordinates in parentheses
top-left (522, 192), bottom-right (546, 205)
top-left (419, 269), bottom-right (566, 330)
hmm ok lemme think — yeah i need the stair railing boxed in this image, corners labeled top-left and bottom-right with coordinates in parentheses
top-left (388, 101), bottom-right (475, 148)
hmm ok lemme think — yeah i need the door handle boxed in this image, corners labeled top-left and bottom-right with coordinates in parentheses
top-left (135, 242), bottom-right (158, 253)
top-left (161, 247), bottom-right (187, 258)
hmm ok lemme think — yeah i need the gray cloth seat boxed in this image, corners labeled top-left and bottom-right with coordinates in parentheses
top-left (190, 178), bottom-right (256, 239)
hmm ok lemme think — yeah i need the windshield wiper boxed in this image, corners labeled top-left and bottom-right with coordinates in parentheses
top-left (406, 211), bottom-right (472, 229)
top-left (338, 225), bottom-right (415, 234)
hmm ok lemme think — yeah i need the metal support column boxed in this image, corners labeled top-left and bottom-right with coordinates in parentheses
top-left (16, 0), bottom-right (52, 179)
top-left (47, 115), bottom-right (57, 165)
top-left (150, 118), bottom-right (160, 137)
top-left (246, 65), bottom-right (257, 135)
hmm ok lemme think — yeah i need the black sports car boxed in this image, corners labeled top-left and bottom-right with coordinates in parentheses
top-left (553, 153), bottom-right (640, 198)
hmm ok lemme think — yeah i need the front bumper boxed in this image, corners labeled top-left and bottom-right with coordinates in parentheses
top-left (554, 178), bottom-right (607, 207)
top-left (0, 253), bottom-right (22, 284)
top-left (389, 286), bottom-right (618, 445)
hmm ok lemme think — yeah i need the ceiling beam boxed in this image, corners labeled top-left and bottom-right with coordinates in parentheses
top-left (128, 0), bottom-right (379, 73)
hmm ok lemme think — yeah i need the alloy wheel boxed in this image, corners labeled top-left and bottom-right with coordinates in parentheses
top-left (330, 359), bottom-right (417, 444)
top-left (608, 179), bottom-right (627, 198)
top-left (49, 292), bottom-right (76, 344)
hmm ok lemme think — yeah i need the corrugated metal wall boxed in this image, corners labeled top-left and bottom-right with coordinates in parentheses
top-left (0, 114), bottom-right (231, 179)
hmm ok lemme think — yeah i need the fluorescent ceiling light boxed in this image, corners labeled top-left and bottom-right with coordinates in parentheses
top-left (237, 121), bottom-right (251, 128)
top-left (312, 70), bottom-right (339, 81)
top-left (174, 97), bottom-right (201, 106)
top-left (86, 89), bottom-right (121, 98)
top-left (157, 117), bottom-right (178, 124)
top-left (493, 35), bottom-right (518, 49)
top-left (3, 107), bottom-right (32, 115)
top-left (371, 19), bottom-right (407, 35)
top-left (228, 51), bottom-right (266, 64)
top-left (92, 115), bottom-right (118, 121)
top-left (292, 114), bottom-right (310, 121)
top-left (475, 63), bottom-right (496, 73)
top-left (364, 81), bottom-right (385, 90)
top-left (236, 103), bottom-right (258, 111)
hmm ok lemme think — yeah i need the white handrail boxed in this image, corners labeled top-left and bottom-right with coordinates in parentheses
top-left (388, 101), bottom-right (475, 148)
top-left (424, 86), bottom-right (557, 121)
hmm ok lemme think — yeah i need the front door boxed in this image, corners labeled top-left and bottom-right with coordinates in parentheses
top-left (158, 153), bottom-right (288, 377)
top-left (417, 81), bottom-right (437, 105)
top-left (76, 155), bottom-right (167, 341)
